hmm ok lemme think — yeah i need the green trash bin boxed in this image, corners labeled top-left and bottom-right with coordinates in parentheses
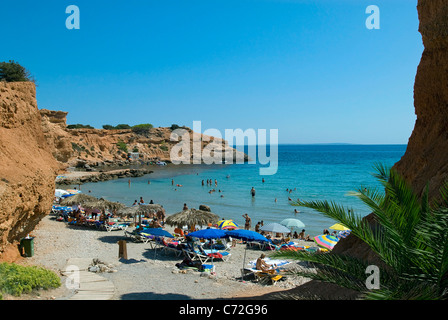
top-left (20, 237), bottom-right (34, 257)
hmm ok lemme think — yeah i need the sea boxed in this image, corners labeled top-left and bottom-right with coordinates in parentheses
top-left (70, 144), bottom-right (407, 237)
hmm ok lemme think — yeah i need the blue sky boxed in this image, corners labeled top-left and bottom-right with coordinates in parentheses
top-left (1, 0), bottom-right (422, 144)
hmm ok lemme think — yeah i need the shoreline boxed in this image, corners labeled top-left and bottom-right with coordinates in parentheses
top-left (56, 167), bottom-right (154, 185)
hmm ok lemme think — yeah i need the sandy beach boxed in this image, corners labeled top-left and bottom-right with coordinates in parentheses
top-left (16, 212), bottom-right (315, 300)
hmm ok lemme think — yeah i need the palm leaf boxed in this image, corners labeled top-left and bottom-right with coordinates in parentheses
top-left (278, 164), bottom-right (448, 300)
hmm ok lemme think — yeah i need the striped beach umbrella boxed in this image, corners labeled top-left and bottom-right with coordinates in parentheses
top-left (337, 230), bottom-right (351, 239)
top-left (314, 234), bottom-right (339, 250)
top-left (217, 220), bottom-right (239, 230)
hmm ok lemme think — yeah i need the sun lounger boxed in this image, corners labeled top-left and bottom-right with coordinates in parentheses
top-left (241, 267), bottom-right (283, 285)
top-left (152, 237), bottom-right (183, 256)
top-left (124, 230), bottom-right (152, 244)
top-left (182, 244), bottom-right (212, 263)
top-left (198, 247), bottom-right (231, 262)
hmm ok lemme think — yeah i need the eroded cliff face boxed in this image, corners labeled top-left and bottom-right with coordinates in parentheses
top-left (0, 82), bottom-right (60, 259)
top-left (393, 0), bottom-right (448, 199)
top-left (40, 109), bottom-right (247, 169)
top-left (333, 0), bottom-right (448, 262)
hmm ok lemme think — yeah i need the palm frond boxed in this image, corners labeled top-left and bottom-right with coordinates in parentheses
top-left (284, 164), bottom-right (448, 300)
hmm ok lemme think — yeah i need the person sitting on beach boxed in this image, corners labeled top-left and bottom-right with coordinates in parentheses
top-left (256, 254), bottom-right (276, 273)
top-left (183, 203), bottom-right (188, 210)
top-left (293, 231), bottom-right (299, 239)
top-left (151, 218), bottom-right (162, 228)
top-left (323, 229), bottom-right (330, 235)
top-left (132, 200), bottom-right (138, 206)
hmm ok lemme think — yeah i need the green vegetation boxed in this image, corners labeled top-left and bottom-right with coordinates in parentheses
top-left (71, 142), bottom-right (85, 152)
top-left (0, 262), bottom-right (61, 298)
top-left (67, 124), bottom-right (94, 129)
top-left (170, 124), bottom-right (180, 131)
top-left (116, 140), bottom-right (128, 153)
top-left (273, 163), bottom-right (448, 300)
top-left (104, 123), bottom-right (153, 134)
top-left (103, 124), bottom-right (132, 130)
top-left (131, 123), bottom-right (153, 135)
top-left (0, 60), bottom-right (34, 82)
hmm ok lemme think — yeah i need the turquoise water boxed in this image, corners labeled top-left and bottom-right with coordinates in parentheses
top-left (74, 144), bottom-right (406, 237)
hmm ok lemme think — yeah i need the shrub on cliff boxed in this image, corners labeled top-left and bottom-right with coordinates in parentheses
top-left (131, 123), bottom-right (153, 135)
top-left (115, 124), bottom-right (131, 129)
top-left (274, 164), bottom-right (448, 300)
top-left (67, 124), bottom-right (94, 129)
top-left (0, 60), bottom-right (34, 82)
top-left (116, 140), bottom-right (128, 152)
top-left (0, 262), bottom-right (61, 298)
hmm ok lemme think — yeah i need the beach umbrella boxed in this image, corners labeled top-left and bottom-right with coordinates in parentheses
top-left (337, 230), bottom-right (351, 239)
top-left (117, 204), bottom-right (163, 216)
top-left (117, 204), bottom-right (164, 224)
top-left (260, 222), bottom-right (291, 234)
top-left (188, 228), bottom-right (227, 240)
top-left (329, 223), bottom-right (350, 231)
top-left (140, 227), bottom-right (174, 238)
top-left (314, 234), bottom-right (339, 250)
top-left (60, 193), bottom-right (98, 206)
top-left (216, 220), bottom-right (239, 230)
top-left (280, 218), bottom-right (305, 230)
top-left (225, 229), bottom-right (270, 243)
top-left (66, 189), bottom-right (81, 194)
top-left (83, 198), bottom-right (126, 212)
top-left (165, 208), bottom-right (220, 229)
top-left (55, 189), bottom-right (70, 198)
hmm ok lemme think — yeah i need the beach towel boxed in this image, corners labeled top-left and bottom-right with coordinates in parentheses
top-left (207, 252), bottom-right (223, 259)
top-left (248, 258), bottom-right (290, 268)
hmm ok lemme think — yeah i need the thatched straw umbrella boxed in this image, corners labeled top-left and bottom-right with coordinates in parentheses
top-left (60, 193), bottom-right (98, 206)
top-left (83, 198), bottom-right (126, 212)
top-left (117, 204), bottom-right (164, 225)
top-left (165, 208), bottom-right (220, 230)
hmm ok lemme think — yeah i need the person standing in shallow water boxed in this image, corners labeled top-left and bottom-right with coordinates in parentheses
top-left (250, 187), bottom-right (256, 197)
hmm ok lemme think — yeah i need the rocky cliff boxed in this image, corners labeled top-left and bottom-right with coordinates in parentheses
top-left (40, 109), bottom-right (247, 171)
top-left (333, 0), bottom-right (448, 266)
top-left (393, 0), bottom-right (448, 200)
top-left (0, 82), bottom-right (60, 259)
